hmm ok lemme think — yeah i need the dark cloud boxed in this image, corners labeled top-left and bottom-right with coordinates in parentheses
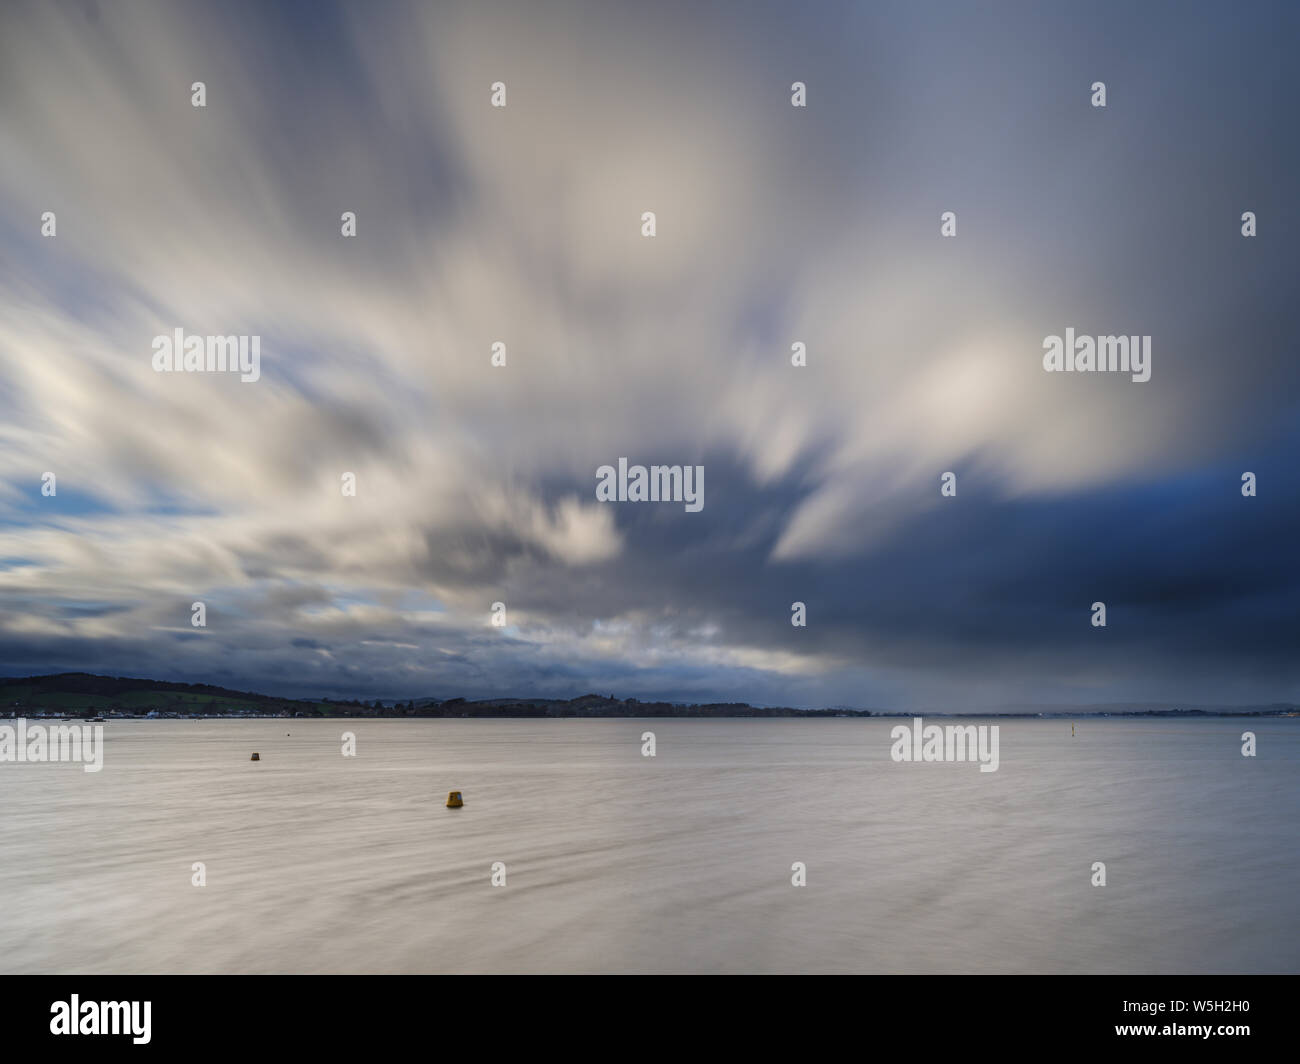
top-left (1, 1), bottom-right (1298, 708)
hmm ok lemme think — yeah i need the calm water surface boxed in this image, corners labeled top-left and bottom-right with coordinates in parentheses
top-left (1, 718), bottom-right (1296, 973)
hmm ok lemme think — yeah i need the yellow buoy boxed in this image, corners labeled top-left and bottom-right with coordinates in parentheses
top-left (446, 790), bottom-right (463, 808)
top-left (250, 752), bottom-right (260, 761)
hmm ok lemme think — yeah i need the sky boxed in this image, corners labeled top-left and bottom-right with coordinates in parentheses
top-left (1, 0), bottom-right (1298, 709)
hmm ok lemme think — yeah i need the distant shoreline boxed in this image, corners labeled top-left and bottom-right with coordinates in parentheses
top-left (4, 673), bottom-right (1297, 720)
top-left (7, 709), bottom-right (1298, 721)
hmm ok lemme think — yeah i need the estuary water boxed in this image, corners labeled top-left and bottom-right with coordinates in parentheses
top-left (1, 717), bottom-right (1296, 973)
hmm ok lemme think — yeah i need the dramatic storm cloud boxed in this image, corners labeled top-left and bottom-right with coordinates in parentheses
top-left (1, 0), bottom-right (1298, 708)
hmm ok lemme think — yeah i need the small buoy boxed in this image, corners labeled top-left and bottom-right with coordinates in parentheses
top-left (446, 790), bottom-right (463, 808)
top-left (250, 752), bottom-right (260, 761)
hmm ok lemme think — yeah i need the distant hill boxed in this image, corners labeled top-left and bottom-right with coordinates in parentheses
top-left (0, 674), bottom-right (869, 718)
top-left (0, 673), bottom-right (318, 716)
top-left (1, 674), bottom-right (1296, 718)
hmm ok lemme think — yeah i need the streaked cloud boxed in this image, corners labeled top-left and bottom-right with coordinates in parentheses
top-left (1, 0), bottom-right (1298, 707)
